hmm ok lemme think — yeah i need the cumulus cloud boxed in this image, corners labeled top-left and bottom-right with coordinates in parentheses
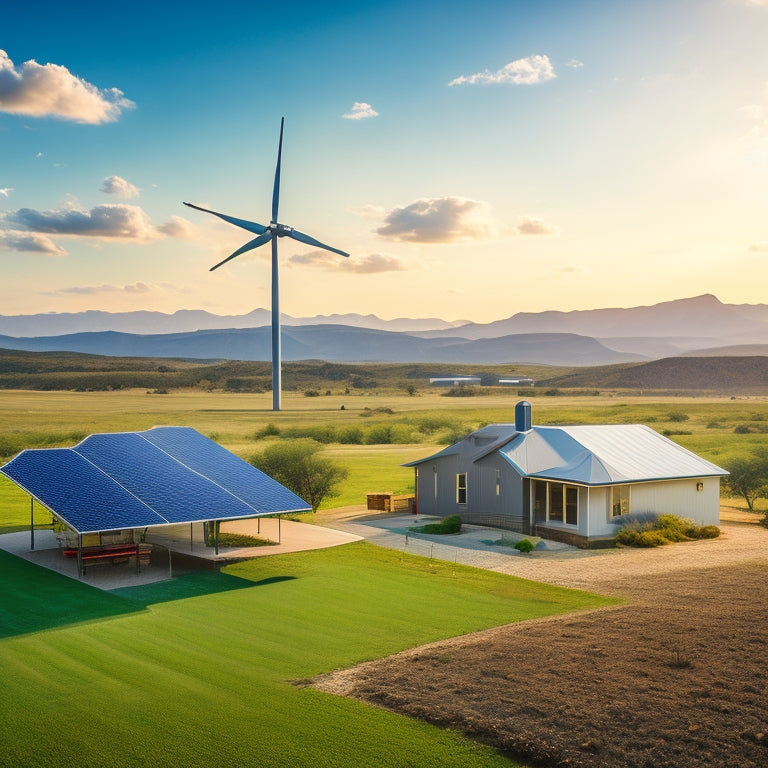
top-left (343, 101), bottom-right (379, 120)
top-left (5, 204), bottom-right (157, 239)
top-left (566, 59), bottom-right (584, 69)
top-left (748, 240), bottom-right (768, 252)
top-left (0, 187), bottom-right (13, 197)
top-left (289, 250), bottom-right (405, 273)
top-left (514, 216), bottom-right (558, 235)
top-left (0, 50), bottom-right (134, 124)
top-left (157, 215), bottom-right (198, 239)
top-left (0, 204), bottom-right (196, 257)
top-left (449, 54), bottom-right (555, 86)
top-left (0, 229), bottom-right (67, 256)
top-left (376, 197), bottom-right (496, 243)
top-left (100, 175), bottom-right (139, 198)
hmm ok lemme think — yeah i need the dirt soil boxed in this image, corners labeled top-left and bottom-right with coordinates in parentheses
top-left (316, 530), bottom-right (767, 767)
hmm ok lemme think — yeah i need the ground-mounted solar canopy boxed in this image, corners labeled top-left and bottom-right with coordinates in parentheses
top-left (0, 427), bottom-right (310, 534)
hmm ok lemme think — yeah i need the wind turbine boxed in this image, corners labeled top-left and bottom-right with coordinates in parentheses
top-left (184, 117), bottom-right (349, 411)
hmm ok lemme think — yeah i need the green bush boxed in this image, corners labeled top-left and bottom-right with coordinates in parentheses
top-left (615, 514), bottom-right (720, 547)
top-left (514, 539), bottom-right (534, 553)
top-left (635, 530), bottom-right (670, 547)
top-left (411, 514), bottom-right (462, 535)
top-left (691, 524), bottom-right (720, 539)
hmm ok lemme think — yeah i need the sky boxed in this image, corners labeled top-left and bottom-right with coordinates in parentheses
top-left (1, 0), bottom-right (767, 324)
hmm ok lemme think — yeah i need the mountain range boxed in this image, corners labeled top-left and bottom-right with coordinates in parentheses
top-left (0, 295), bottom-right (765, 366)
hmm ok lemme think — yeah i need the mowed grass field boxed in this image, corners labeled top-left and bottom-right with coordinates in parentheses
top-left (0, 542), bottom-right (616, 767)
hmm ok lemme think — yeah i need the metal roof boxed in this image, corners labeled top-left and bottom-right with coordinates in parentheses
top-left (0, 427), bottom-right (311, 534)
top-left (499, 424), bottom-right (728, 485)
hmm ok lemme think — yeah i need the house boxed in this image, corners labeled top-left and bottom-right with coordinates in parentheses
top-left (405, 401), bottom-right (727, 548)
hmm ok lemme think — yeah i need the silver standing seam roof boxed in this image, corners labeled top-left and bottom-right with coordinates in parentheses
top-left (0, 426), bottom-right (311, 534)
top-left (406, 423), bottom-right (727, 486)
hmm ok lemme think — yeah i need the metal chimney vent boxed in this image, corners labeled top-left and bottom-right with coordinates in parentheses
top-left (515, 400), bottom-right (532, 432)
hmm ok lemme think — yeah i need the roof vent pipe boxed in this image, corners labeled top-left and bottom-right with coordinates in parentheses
top-left (515, 400), bottom-right (532, 432)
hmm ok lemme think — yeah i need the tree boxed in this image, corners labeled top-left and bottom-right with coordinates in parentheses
top-left (722, 450), bottom-right (768, 514)
top-left (250, 439), bottom-right (348, 513)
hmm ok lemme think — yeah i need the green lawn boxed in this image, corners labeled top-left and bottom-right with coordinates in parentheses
top-left (0, 542), bottom-right (616, 767)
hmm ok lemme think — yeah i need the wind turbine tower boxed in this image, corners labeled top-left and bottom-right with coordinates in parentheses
top-left (184, 118), bottom-right (349, 411)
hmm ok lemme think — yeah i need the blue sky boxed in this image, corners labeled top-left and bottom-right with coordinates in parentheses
top-left (1, 0), bottom-right (767, 322)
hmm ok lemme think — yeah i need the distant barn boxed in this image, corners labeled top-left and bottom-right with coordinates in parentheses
top-left (429, 376), bottom-right (481, 387)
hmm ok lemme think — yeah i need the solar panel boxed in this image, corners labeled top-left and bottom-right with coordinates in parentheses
top-left (1, 427), bottom-right (311, 534)
top-left (142, 427), bottom-right (309, 514)
top-left (1, 448), bottom-right (167, 533)
top-left (74, 432), bottom-right (262, 524)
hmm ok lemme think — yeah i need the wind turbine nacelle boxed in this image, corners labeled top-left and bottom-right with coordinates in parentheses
top-left (272, 223), bottom-right (294, 237)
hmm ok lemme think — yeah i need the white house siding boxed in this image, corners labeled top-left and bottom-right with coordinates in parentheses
top-left (627, 478), bottom-right (721, 527)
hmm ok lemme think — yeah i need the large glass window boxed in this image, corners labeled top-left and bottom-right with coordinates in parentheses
top-left (549, 483), bottom-right (564, 522)
top-left (456, 473), bottom-right (467, 504)
top-left (611, 485), bottom-right (631, 517)
top-left (537, 482), bottom-right (579, 526)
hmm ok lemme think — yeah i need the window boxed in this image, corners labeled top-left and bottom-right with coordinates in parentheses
top-left (495, 469), bottom-right (501, 497)
top-left (544, 482), bottom-right (578, 526)
top-left (433, 466), bottom-right (438, 499)
top-left (611, 485), bottom-right (631, 517)
top-left (456, 473), bottom-right (467, 504)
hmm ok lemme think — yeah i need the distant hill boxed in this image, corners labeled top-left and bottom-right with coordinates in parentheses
top-left (537, 356), bottom-right (768, 391)
top-left (0, 326), bottom-right (643, 366)
top-left (0, 308), bottom-right (466, 337)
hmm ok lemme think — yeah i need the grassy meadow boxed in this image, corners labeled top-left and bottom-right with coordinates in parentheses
top-left (1, 387), bottom-right (768, 531)
top-left (0, 539), bottom-right (616, 767)
top-left (0, 386), bottom-right (765, 765)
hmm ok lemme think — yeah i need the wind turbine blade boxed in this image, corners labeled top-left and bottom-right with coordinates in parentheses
top-left (209, 231), bottom-right (273, 271)
top-left (271, 117), bottom-right (284, 223)
top-left (288, 228), bottom-right (350, 258)
top-left (184, 202), bottom-right (268, 235)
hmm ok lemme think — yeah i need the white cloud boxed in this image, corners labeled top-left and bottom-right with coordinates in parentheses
top-left (515, 216), bottom-right (559, 235)
top-left (376, 197), bottom-right (496, 243)
top-left (290, 250), bottom-right (405, 273)
top-left (0, 49), bottom-right (134, 124)
top-left (566, 59), bottom-right (584, 69)
top-left (0, 187), bottom-right (13, 197)
top-left (100, 175), bottom-right (139, 198)
top-left (449, 54), bottom-right (555, 86)
top-left (0, 229), bottom-right (67, 256)
top-left (157, 215), bottom-right (197, 239)
top-left (342, 101), bottom-right (379, 120)
top-left (0, 204), bottom-right (196, 258)
top-left (747, 240), bottom-right (768, 252)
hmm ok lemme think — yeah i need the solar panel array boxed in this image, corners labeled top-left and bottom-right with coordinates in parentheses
top-left (0, 427), bottom-right (310, 534)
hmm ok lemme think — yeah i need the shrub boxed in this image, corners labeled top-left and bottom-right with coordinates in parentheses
top-left (255, 423), bottom-right (281, 439)
top-left (691, 525), bottom-right (720, 539)
top-left (304, 389), bottom-right (320, 397)
top-left (337, 426), bottom-right (364, 444)
top-left (635, 530), bottom-right (670, 547)
top-left (514, 538), bottom-right (534, 553)
top-left (411, 514), bottom-right (462, 535)
top-left (667, 412), bottom-right (690, 422)
top-left (734, 424), bottom-right (752, 434)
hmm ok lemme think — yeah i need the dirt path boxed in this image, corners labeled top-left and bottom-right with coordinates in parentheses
top-left (315, 522), bottom-right (768, 767)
